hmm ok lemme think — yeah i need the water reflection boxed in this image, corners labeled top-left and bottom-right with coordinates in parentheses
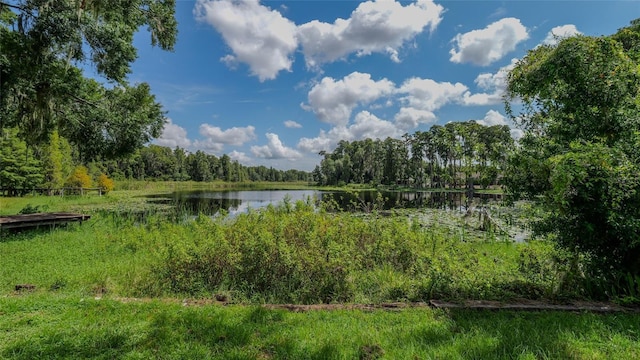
top-left (146, 189), bottom-right (503, 216)
top-left (323, 191), bottom-right (503, 212)
top-left (147, 190), bottom-right (321, 216)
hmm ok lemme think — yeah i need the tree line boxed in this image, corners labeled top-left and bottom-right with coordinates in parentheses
top-left (105, 145), bottom-right (312, 183)
top-left (1, 120), bottom-right (515, 192)
top-left (0, 129), bottom-right (312, 193)
top-left (313, 121), bottom-right (514, 189)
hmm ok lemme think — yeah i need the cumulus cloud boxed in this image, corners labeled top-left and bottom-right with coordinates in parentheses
top-left (297, 131), bottom-right (335, 154)
top-left (284, 120), bottom-right (302, 128)
top-left (297, 111), bottom-right (402, 154)
top-left (297, 0), bottom-right (444, 67)
top-left (450, 17), bottom-right (528, 66)
top-left (397, 78), bottom-right (468, 111)
top-left (394, 107), bottom-right (437, 130)
top-left (305, 72), bottom-right (395, 126)
top-left (194, 0), bottom-right (298, 81)
top-left (197, 124), bottom-right (256, 153)
top-left (510, 128), bottom-right (524, 140)
top-left (155, 118), bottom-right (192, 148)
top-left (476, 110), bottom-right (523, 140)
top-left (542, 24), bottom-right (581, 46)
top-left (462, 58), bottom-right (518, 105)
top-left (251, 133), bottom-right (302, 160)
top-left (477, 109), bottom-right (508, 126)
top-left (229, 150), bottom-right (251, 163)
top-left (195, 0), bottom-right (444, 80)
top-left (349, 111), bottom-right (402, 140)
top-left (192, 139), bottom-right (225, 153)
top-left (299, 74), bottom-right (473, 154)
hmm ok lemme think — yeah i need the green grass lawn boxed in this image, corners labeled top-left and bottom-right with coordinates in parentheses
top-left (1, 295), bottom-right (639, 360)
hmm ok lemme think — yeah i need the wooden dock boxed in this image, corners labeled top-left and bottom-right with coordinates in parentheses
top-left (0, 213), bottom-right (91, 230)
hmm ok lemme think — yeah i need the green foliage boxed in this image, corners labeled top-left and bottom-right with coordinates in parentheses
top-left (545, 143), bottom-right (640, 276)
top-left (17, 203), bottom-right (47, 214)
top-left (42, 130), bottom-right (73, 189)
top-left (316, 122), bottom-right (513, 189)
top-left (62, 81), bottom-right (167, 160)
top-left (505, 19), bottom-right (640, 288)
top-left (145, 204), bottom-right (569, 303)
top-left (0, 0), bottom-right (177, 159)
top-left (0, 128), bottom-right (43, 191)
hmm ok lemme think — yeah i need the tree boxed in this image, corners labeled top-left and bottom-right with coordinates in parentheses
top-left (0, 0), bottom-right (177, 158)
top-left (504, 20), bottom-right (640, 286)
top-left (62, 80), bottom-right (167, 160)
top-left (188, 150), bottom-right (212, 182)
top-left (0, 128), bottom-right (43, 194)
top-left (42, 130), bottom-right (73, 189)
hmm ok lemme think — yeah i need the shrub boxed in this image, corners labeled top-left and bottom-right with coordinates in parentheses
top-left (96, 173), bottom-right (115, 194)
top-left (65, 166), bottom-right (92, 188)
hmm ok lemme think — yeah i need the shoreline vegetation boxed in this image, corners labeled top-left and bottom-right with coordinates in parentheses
top-left (2, 181), bottom-right (639, 358)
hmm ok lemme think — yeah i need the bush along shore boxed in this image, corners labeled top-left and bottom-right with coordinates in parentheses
top-left (0, 194), bottom-right (629, 304)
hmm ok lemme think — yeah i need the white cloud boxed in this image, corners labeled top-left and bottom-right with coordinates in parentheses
top-left (394, 107), bottom-right (437, 130)
top-left (349, 111), bottom-right (402, 140)
top-left (397, 77), bottom-right (468, 111)
top-left (477, 109), bottom-right (508, 126)
top-left (305, 72), bottom-right (395, 126)
top-left (299, 75), bottom-right (472, 154)
top-left (462, 58), bottom-right (518, 105)
top-left (155, 118), bottom-right (192, 148)
top-left (198, 124), bottom-right (256, 147)
top-left (284, 120), bottom-right (302, 128)
top-left (476, 110), bottom-right (523, 140)
top-left (251, 133), bottom-right (302, 160)
top-left (450, 17), bottom-right (528, 66)
top-left (510, 128), bottom-right (524, 140)
top-left (297, 0), bottom-right (444, 68)
top-left (192, 139), bottom-right (225, 153)
top-left (297, 131), bottom-right (335, 154)
top-left (542, 24), bottom-right (581, 46)
top-left (297, 111), bottom-right (402, 154)
top-left (194, 0), bottom-right (298, 81)
top-left (229, 150), bottom-right (251, 163)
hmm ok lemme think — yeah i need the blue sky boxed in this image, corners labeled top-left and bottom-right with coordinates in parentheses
top-left (127, 1), bottom-right (640, 171)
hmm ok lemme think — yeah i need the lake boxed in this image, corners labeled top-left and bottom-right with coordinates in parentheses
top-left (146, 189), bottom-right (503, 216)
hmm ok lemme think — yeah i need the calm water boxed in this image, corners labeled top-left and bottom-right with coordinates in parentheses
top-left (146, 189), bottom-right (503, 216)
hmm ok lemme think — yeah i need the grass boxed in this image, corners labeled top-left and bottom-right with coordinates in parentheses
top-left (1, 185), bottom-right (639, 358)
top-left (0, 295), bottom-right (638, 359)
top-left (0, 202), bottom-right (565, 303)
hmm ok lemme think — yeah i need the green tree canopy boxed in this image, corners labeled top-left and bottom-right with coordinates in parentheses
top-left (0, 128), bottom-right (43, 192)
top-left (0, 0), bottom-right (177, 159)
top-left (505, 19), bottom-right (640, 285)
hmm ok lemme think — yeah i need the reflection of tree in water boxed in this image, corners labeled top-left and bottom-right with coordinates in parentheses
top-left (172, 197), bottom-right (243, 216)
top-left (324, 191), bottom-right (502, 212)
top-left (147, 190), bottom-right (503, 215)
top-left (146, 193), bottom-right (243, 216)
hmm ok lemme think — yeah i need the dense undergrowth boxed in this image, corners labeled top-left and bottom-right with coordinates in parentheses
top-left (146, 201), bottom-right (584, 303)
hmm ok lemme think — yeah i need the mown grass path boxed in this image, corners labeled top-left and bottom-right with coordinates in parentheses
top-left (1, 294), bottom-right (640, 359)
